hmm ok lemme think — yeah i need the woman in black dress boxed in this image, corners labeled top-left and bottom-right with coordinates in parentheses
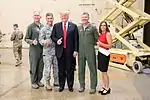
top-left (97, 21), bottom-right (112, 95)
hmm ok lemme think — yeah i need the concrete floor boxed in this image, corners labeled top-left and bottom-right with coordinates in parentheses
top-left (1, 49), bottom-right (150, 100)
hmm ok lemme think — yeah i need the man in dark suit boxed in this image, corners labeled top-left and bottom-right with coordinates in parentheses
top-left (51, 11), bottom-right (79, 92)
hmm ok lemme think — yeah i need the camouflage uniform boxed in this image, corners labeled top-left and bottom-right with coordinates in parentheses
top-left (0, 30), bottom-right (2, 42)
top-left (39, 24), bottom-right (59, 85)
top-left (0, 30), bottom-right (2, 64)
top-left (10, 29), bottom-right (23, 66)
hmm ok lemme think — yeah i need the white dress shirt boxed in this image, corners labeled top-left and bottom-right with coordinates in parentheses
top-left (62, 21), bottom-right (68, 31)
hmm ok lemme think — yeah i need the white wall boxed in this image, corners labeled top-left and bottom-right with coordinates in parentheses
top-left (0, 0), bottom-right (144, 47)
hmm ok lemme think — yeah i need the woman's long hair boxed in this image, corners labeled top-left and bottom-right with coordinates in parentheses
top-left (99, 21), bottom-right (110, 34)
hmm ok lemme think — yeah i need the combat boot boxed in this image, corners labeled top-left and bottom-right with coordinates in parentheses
top-left (15, 60), bottom-right (22, 67)
top-left (31, 83), bottom-right (39, 89)
top-left (45, 80), bottom-right (52, 91)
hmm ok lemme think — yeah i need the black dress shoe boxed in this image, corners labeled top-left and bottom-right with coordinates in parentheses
top-left (101, 88), bottom-right (111, 95)
top-left (98, 87), bottom-right (105, 93)
top-left (59, 87), bottom-right (64, 92)
top-left (69, 88), bottom-right (74, 92)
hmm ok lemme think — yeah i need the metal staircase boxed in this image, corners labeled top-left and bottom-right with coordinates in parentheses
top-left (101, 0), bottom-right (150, 73)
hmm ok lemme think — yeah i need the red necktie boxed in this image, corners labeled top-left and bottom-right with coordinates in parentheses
top-left (63, 22), bottom-right (67, 48)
